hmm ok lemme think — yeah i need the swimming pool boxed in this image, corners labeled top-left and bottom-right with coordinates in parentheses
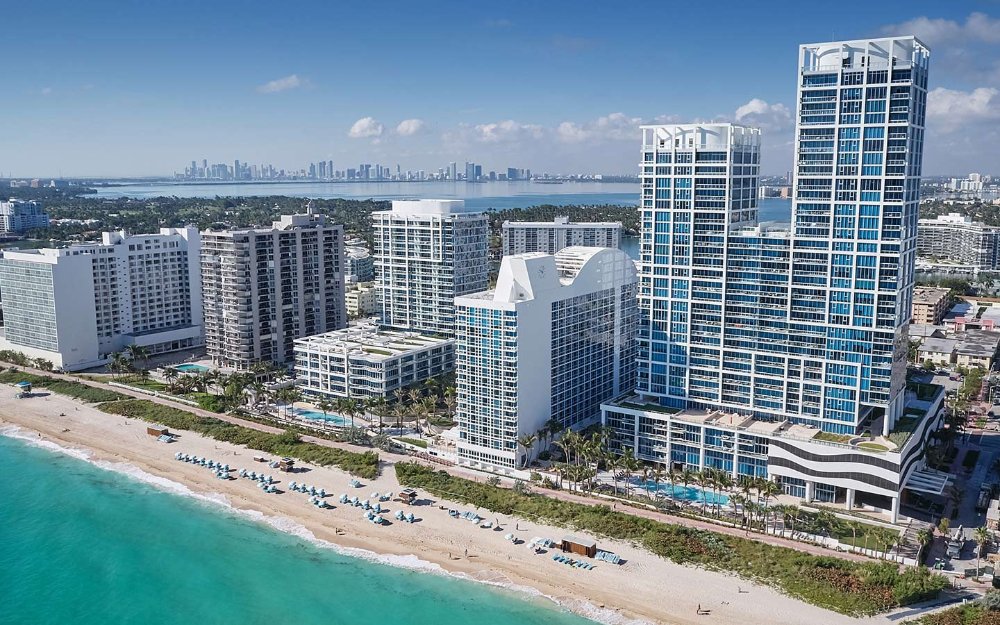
top-left (637, 481), bottom-right (730, 506)
top-left (174, 364), bottom-right (211, 373)
top-left (290, 408), bottom-right (349, 426)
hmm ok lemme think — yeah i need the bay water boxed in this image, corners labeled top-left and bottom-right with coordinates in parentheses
top-left (0, 432), bottom-right (603, 625)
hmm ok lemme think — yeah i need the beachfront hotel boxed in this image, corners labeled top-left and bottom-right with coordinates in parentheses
top-left (293, 322), bottom-right (455, 400)
top-left (201, 213), bottom-right (346, 370)
top-left (601, 37), bottom-right (942, 521)
top-left (501, 216), bottom-right (622, 256)
top-left (456, 247), bottom-right (638, 473)
top-left (0, 227), bottom-right (203, 370)
top-left (373, 199), bottom-right (488, 336)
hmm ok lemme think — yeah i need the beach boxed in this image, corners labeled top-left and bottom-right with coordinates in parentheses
top-left (0, 385), bottom-right (902, 625)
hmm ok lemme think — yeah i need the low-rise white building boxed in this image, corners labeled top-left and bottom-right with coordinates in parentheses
top-left (345, 245), bottom-right (374, 283)
top-left (455, 247), bottom-right (638, 473)
top-left (345, 282), bottom-right (378, 318)
top-left (294, 323), bottom-right (455, 400)
top-left (0, 227), bottom-right (203, 370)
top-left (502, 216), bottom-right (621, 256)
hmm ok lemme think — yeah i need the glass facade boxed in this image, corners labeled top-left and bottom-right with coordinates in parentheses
top-left (635, 37), bottom-right (929, 436)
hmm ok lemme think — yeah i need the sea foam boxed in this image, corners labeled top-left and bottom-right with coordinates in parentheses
top-left (0, 425), bottom-right (651, 625)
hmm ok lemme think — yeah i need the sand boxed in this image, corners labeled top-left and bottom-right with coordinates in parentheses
top-left (0, 386), bottom-right (907, 625)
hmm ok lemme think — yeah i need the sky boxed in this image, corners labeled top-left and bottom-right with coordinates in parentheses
top-left (2, 0), bottom-right (999, 178)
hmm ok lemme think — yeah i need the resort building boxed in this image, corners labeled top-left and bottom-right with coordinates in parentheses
top-left (501, 216), bottom-right (621, 256)
top-left (916, 213), bottom-right (1000, 272)
top-left (455, 247), bottom-right (638, 473)
top-left (345, 282), bottom-right (378, 318)
top-left (910, 287), bottom-right (950, 325)
top-left (345, 245), bottom-right (374, 283)
top-left (293, 322), bottom-right (455, 400)
top-left (0, 199), bottom-right (49, 234)
top-left (373, 199), bottom-right (488, 336)
top-left (602, 37), bottom-right (937, 521)
top-left (0, 227), bottom-right (203, 370)
top-left (201, 213), bottom-right (346, 370)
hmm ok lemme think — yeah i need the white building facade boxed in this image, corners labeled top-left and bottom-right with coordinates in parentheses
top-left (502, 217), bottom-right (622, 256)
top-left (0, 199), bottom-right (49, 234)
top-left (201, 214), bottom-right (346, 370)
top-left (0, 227), bottom-right (203, 370)
top-left (294, 323), bottom-right (455, 400)
top-left (373, 199), bottom-right (488, 336)
top-left (455, 247), bottom-right (638, 473)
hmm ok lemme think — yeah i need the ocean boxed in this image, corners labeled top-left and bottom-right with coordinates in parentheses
top-left (0, 432), bottom-right (603, 625)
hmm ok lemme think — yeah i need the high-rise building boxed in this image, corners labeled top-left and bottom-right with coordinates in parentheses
top-left (449, 162), bottom-right (457, 181)
top-left (344, 244), bottom-right (374, 283)
top-left (373, 199), bottom-right (488, 336)
top-left (0, 199), bottom-right (49, 234)
top-left (0, 228), bottom-right (203, 370)
top-left (201, 214), bottom-right (346, 370)
top-left (602, 37), bottom-right (933, 522)
top-left (465, 162), bottom-right (475, 181)
top-left (455, 247), bottom-right (638, 473)
top-left (502, 216), bottom-right (622, 256)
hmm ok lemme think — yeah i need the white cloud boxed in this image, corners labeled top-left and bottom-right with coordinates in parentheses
top-left (256, 74), bottom-right (304, 94)
top-left (555, 112), bottom-right (644, 143)
top-left (927, 87), bottom-right (1000, 132)
top-left (395, 118), bottom-right (425, 136)
top-left (733, 98), bottom-right (793, 133)
top-left (881, 12), bottom-right (1000, 46)
top-left (473, 120), bottom-right (544, 143)
top-left (348, 117), bottom-right (384, 139)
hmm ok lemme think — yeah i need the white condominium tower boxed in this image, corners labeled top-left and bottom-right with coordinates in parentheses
top-left (0, 227), bottom-right (203, 370)
top-left (0, 199), bottom-right (49, 234)
top-left (201, 213), bottom-right (346, 370)
top-left (455, 247), bottom-right (638, 473)
top-left (502, 216), bottom-right (622, 256)
top-left (373, 199), bottom-right (488, 336)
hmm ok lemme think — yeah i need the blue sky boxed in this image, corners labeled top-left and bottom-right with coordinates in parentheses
top-left (2, 0), bottom-right (999, 177)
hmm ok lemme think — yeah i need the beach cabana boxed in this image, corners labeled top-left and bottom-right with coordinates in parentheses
top-left (146, 425), bottom-right (169, 438)
top-left (560, 535), bottom-right (597, 558)
top-left (279, 457), bottom-right (295, 472)
top-left (399, 488), bottom-right (418, 504)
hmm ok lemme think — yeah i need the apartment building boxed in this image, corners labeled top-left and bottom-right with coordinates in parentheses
top-left (373, 199), bottom-right (488, 336)
top-left (0, 199), bottom-right (49, 234)
top-left (916, 213), bottom-right (1000, 271)
top-left (910, 286), bottom-right (950, 324)
top-left (201, 213), bottom-right (345, 370)
top-left (294, 322), bottom-right (454, 400)
top-left (501, 216), bottom-right (621, 256)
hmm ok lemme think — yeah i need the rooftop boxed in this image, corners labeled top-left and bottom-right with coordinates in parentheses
top-left (955, 330), bottom-right (1000, 357)
top-left (912, 287), bottom-right (950, 306)
top-left (503, 217), bottom-right (621, 228)
top-left (381, 199), bottom-right (478, 216)
top-left (293, 322), bottom-right (454, 361)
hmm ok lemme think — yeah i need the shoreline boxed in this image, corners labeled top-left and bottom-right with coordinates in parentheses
top-left (0, 387), bottom-right (892, 625)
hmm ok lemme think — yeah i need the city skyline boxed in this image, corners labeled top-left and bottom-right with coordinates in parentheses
top-left (2, 1), bottom-right (998, 178)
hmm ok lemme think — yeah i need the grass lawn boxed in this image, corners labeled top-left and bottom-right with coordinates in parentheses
top-left (858, 442), bottom-right (889, 452)
top-left (396, 437), bottom-right (428, 448)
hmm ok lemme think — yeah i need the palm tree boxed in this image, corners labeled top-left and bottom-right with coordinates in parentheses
top-left (368, 396), bottom-right (388, 433)
top-left (419, 396), bottom-right (436, 437)
top-left (342, 398), bottom-right (359, 429)
top-left (517, 432), bottom-right (537, 469)
top-left (975, 526), bottom-right (992, 577)
top-left (916, 527), bottom-right (934, 563)
top-left (696, 470), bottom-right (712, 514)
top-left (392, 401), bottom-right (409, 435)
top-left (650, 464), bottom-right (665, 500)
top-left (620, 449), bottom-right (640, 497)
top-left (317, 398), bottom-right (334, 424)
top-left (124, 344), bottom-right (149, 370)
top-left (407, 387), bottom-right (423, 408)
top-left (714, 471), bottom-right (733, 517)
top-left (442, 387), bottom-right (457, 421)
top-left (163, 367), bottom-right (179, 388)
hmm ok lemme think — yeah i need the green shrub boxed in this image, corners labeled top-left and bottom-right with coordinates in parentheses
top-left (396, 437), bottom-right (428, 449)
top-left (0, 370), bottom-right (127, 403)
top-left (98, 400), bottom-right (380, 479)
top-left (395, 462), bottom-right (946, 616)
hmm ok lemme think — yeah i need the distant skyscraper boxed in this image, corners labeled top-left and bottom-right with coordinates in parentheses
top-left (465, 162), bottom-right (475, 181)
top-left (373, 200), bottom-right (488, 336)
top-left (449, 162), bottom-right (457, 181)
top-left (474, 165), bottom-right (482, 181)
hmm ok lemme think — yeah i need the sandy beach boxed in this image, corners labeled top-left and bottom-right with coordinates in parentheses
top-left (0, 385), bottom-right (909, 625)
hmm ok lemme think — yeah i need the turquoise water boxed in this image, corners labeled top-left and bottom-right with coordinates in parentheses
top-left (293, 407), bottom-right (349, 426)
top-left (636, 481), bottom-right (730, 506)
top-left (174, 363), bottom-right (210, 373)
top-left (0, 434), bottom-right (598, 625)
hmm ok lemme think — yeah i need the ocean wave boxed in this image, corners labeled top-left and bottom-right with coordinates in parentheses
top-left (0, 427), bottom-right (651, 625)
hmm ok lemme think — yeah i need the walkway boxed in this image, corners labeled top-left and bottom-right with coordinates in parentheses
top-left (21, 366), bottom-right (893, 565)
